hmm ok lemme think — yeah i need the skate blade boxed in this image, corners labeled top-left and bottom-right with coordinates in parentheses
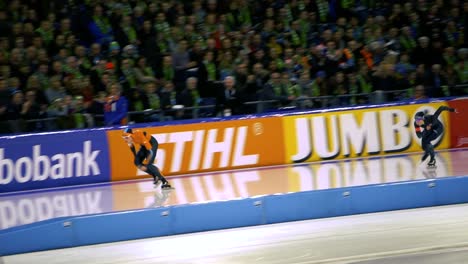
top-left (154, 181), bottom-right (162, 189)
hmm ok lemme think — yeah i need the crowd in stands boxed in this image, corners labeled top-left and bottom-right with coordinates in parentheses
top-left (0, 0), bottom-right (467, 134)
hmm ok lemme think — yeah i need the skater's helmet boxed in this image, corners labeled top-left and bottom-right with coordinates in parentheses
top-left (415, 111), bottom-right (425, 122)
top-left (122, 128), bottom-right (133, 138)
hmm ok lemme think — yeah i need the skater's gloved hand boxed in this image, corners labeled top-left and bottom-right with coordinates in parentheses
top-left (426, 124), bottom-right (432, 130)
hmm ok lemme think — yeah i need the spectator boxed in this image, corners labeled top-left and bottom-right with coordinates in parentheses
top-left (45, 76), bottom-right (67, 103)
top-left (171, 39), bottom-right (196, 89)
top-left (412, 36), bottom-right (432, 67)
top-left (179, 76), bottom-right (200, 118)
top-left (445, 66), bottom-right (463, 96)
top-left (282, 72), bottom-right (301, 105)
top-left (119, 58), bottom-right (138, 91)
top-left (159, 55), bottom-right (175, 84)
top-left (412, 85), bottom-right (428, 100)
top-left (425, 64), bottom-right (447, 98)
top-left (143, 81), bottom-right (162, 122)
top-left (0, 77), bottom-right (10, 123)
top-left (216, 75), bottom-right (244, 116)
top-left (8, 77), bottom-right (20, 92)
top-left (26, 75), bottom-right (49, 107)
top-left (0, 0), bottom-right (467, 135)
top-left (90, 60), bottom-right (110, 93)
top-left (310, 70), bottom-right (331, 108)
top-left (198, 50), bottom-right (218, 97)
top-left (159, 81), bottom-right (178, 120)
top-left (74, 45), bottom-right (93, 74)
top-left (107, 42), bottom-right (122, 73)
top-left (138, 20), bottom-right (159, 72)
top-left (88, 5), bottom-right (113, 45)
top-left (35, 20), bottom-right (54, 48)
top-left (395, 53), bottom-right (415, 78)
top-left (47, 97), bottom-right (68, 129)
top-left (103, 82), bottom-right (128, 126)
top-left (259, 72), bottom-right (289, 110)
top-left (128, 88), bottom-right (148, 123)
top-left (134, 56), bottom-right (157, 86)
top-left (22, 89), bottom-right (47, 132)
top-left (114, 15), bottom-right (138, 47)
top-left (5, 90), bottom-right (25, 133)
top-left (89, 43), bottom-right (104, 66)
top-left (330, 71), bottom-right (350, 106)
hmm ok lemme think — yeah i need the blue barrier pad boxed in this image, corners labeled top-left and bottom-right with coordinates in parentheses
top-left (434, 176), bottom-right (468, 205)
top-left (263, 190), bottom-right (352, 224)
top-left (171, 198), bottom-right (264, 234)
top-left (72, 208), bottom-right (173, 246)
top-left (0, 217), bottom-right (73, 255)
top-left (348, 181), bottom-right (437, 214)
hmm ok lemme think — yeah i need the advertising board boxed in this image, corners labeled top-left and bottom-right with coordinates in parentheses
top-left (282, 102), bottom-right (452, 163)
top-left (107, 117), bottom-right (285, 181)
top-left (0, 130), bottom-right (111, 193)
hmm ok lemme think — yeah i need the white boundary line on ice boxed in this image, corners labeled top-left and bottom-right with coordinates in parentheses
top-left (301, 242), bottom-right (468, 264)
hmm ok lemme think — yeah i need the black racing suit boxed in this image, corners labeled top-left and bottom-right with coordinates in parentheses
top-left (130, 133), bottom-right (168, 184)
top-left (414, 106), bottom-right (455, 163)
top-left (134, 136), bottom-right (159, 166)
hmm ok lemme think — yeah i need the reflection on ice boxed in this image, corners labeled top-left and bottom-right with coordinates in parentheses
top-left (1, 149), bottom-right (466, 231)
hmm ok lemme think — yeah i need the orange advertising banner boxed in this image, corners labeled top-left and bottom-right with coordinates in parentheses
top-left (107, 117), bottom-right (285, 181)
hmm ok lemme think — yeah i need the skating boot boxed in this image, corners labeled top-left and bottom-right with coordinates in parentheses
top-left (427, 159), bottom-right (437, 168)
top-left (153, 178), bottom-right (162, 188)
top-left (421, 152), bottom-right (429, 163)
top-left (161, 181), bottom-right (174, 190)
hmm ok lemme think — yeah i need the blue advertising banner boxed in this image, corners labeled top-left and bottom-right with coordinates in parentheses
top-left (0, 130), bottom-right (111, 193)
top-left (0, 183), bottom-right (114, 230)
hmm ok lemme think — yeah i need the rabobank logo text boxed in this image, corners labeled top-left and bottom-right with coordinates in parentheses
top-left (0, 141), bottom-right (101, 185)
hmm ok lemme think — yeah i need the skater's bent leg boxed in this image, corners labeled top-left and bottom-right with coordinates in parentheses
top-left (421, 152), bottom-right (429, 162)
top-left (425, 132), bottom-right (439, 161)
top-left (137, 164), bottom-right (160, 184)
top-left (135, 149), bottom-right (146, 166)
top-left (426, 143), bottom-right (435, 161)
top-left (421, 139), bottom-right (430, 162)
top-left (146, 164), bottom-right (168, 183)
top-left (148, 165), bottom-right (172, 188)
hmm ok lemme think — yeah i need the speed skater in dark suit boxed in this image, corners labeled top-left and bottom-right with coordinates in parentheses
top-left (414, 106), bottom-right (456, 167)
top-left (122, 128), bottom-right (173, 189)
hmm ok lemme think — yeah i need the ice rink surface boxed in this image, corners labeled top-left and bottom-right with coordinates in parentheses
top-left (2, 149), bottom-right (468, 263)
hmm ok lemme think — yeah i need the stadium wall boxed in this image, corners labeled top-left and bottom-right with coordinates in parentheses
top-left (1, 175), bottom-right (468, 256)
top-left (1, 97), bottom-right (467, 193)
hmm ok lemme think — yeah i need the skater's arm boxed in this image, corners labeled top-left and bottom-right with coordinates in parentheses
top-left (433, 106), bottom-right (455, 120)
top-left (126, 143), bottom-right (137, 156)
top-left (414, 122), bottom-right (423, 138)
top-left (123, 136), bottom-right (137, 156)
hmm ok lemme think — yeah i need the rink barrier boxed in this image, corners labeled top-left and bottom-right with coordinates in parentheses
top-left (1, 97), bottom-right (468, 193)
top-left (2, 175), bottom-right (468, 256)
